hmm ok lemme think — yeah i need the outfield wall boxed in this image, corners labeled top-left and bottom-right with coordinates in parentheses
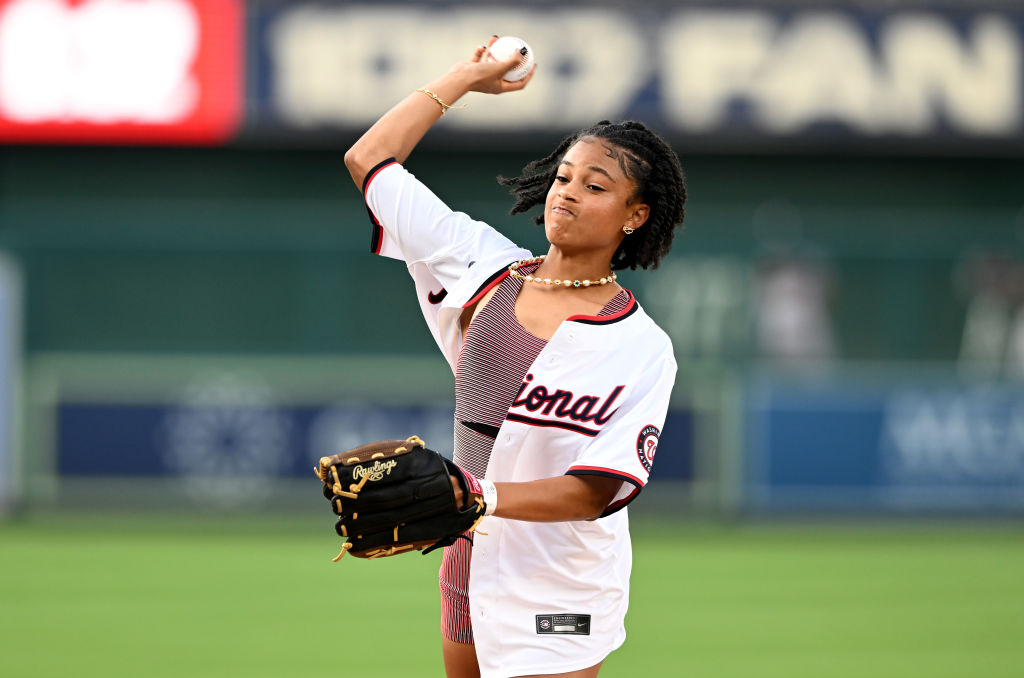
top-left (19, 352), bottom-right (1024, 515)
top-left (2, 145), bottom-right (1022, 515)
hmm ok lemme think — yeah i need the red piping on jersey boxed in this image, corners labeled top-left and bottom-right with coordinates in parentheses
top-left (362, 159), bottom-right (398, 197)
top-left (566, 290), bottom-right (636, 323)
top-left (370, 217), bottom-right (384, 255)
top-left (567, 465), bottom-right (645, 488)
top-left (463, 270), bottom-right (510, 308)
top-left (362, 158), bottom-right (398, 256)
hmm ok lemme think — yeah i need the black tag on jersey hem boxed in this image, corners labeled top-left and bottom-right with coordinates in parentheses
top-left (535, 614), bottom-right (591, 635)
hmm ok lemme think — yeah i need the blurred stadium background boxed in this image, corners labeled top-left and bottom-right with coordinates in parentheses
top-left (1, 0), bottom-right (1023, 676)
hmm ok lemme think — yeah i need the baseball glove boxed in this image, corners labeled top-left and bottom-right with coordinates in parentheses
top-left (314, 435), bottom-right (487, 560)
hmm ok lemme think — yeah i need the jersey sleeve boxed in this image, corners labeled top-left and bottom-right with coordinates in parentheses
top-left (362, 158), bottom-right (521, 290)
top-left (565, 346), bottom-right (677, 516)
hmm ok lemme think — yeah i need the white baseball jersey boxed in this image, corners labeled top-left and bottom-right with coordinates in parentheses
top-left (363, 159), bottom-right (677, 677)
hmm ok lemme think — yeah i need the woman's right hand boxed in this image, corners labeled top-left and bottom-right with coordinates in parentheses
top-left (343, 37), bottom-right (536, 187)
top-left (448, 36), bottom-right (537, 95)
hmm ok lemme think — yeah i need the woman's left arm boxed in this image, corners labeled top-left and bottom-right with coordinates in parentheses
top-left (453, 475), bottom-right (622, 522)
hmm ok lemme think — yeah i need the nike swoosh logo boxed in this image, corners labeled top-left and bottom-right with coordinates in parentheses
top-left (427, 288), bottom-right (447, 304)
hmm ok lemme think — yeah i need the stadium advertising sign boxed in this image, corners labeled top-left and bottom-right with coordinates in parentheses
top-left (254, 2), bottom-right (1024, 151)
top-left (53, 396), bottom-right (693, 508)
top-left (0, 0), bottom-right (242, 144)
top-left (746, 378), bottom-right (1024, 513)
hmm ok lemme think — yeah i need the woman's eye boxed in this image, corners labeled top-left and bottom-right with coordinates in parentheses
top-left (587, 184), bottom-right (605, 192)
top-left (555, 175), bottom-right (569, 183)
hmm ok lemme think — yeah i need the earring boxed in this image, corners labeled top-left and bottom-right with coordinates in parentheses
top-left (622, 225), bottom-right (635, 235)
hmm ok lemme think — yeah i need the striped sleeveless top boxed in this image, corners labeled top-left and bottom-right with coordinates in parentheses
top-left (453, 262), bottom-right (629, 477)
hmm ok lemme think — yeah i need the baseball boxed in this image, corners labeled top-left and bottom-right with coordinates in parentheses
top-left (485, 36), bottom-right (534, 82)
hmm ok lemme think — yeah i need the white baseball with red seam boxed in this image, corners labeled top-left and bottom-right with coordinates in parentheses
top-left (485, 36), bottom-right (534, 82)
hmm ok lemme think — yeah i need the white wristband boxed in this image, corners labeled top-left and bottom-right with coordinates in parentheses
top-left (480, 479), bottom-right (498, 516)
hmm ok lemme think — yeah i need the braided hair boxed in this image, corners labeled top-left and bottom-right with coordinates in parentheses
top-left (498, 120), bottom-right (686, 270)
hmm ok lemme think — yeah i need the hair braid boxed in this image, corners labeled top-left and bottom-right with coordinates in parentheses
top-left (497, 120), bottom-right (687, 270)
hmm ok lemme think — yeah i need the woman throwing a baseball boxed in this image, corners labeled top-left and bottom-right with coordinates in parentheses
top-left (344, 37), bottom-right (686, 678)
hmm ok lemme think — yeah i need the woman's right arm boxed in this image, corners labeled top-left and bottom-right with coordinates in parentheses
top-left (343, 39), bottom-right (536, 187)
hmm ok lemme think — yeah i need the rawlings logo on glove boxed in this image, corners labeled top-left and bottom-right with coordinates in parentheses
top-left (351, 459), bottom-right (399, 482)
top-left (315, 436), bottom-right (488, 560)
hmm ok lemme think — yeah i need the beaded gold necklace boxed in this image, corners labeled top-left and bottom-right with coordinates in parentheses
top-left (507, 256), bottom-right (617, 288)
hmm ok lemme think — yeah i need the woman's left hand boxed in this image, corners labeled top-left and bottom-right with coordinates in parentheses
top-left (450, 473), bottom-right (467, 508)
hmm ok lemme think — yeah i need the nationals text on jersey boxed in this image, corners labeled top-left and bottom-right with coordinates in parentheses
top-left (511, 373), bottom-right (625, 427)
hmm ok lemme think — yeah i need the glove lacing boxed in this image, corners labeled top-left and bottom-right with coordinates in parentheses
top-left (325, 436), bottom-right (487, 562)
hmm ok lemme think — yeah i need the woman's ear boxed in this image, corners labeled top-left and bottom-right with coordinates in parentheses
top-left (628, 203), bottom-right (651, 231)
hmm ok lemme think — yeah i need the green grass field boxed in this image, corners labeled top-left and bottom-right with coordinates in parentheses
top-left (2, 514), bottom-right (1022, 677)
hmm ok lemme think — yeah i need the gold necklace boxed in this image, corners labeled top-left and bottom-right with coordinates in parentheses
top-left (507, 256), bottom-right (617, 288)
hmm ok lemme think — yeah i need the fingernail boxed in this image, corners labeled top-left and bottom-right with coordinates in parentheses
top-left (492, 34), bottom-right (498, 38)
top-left (520, 47), bottom-right (528, 55)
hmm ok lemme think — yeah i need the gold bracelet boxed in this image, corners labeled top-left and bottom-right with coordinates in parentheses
top-left (415, 87), bottom-right (465, 115)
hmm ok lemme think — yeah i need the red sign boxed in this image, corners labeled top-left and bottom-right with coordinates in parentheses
top-left (0, 0), bottom-right (242, 144)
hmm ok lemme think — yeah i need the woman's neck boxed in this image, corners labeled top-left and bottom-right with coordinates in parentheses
top-left (535, 248), bottom-right (615, 285)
